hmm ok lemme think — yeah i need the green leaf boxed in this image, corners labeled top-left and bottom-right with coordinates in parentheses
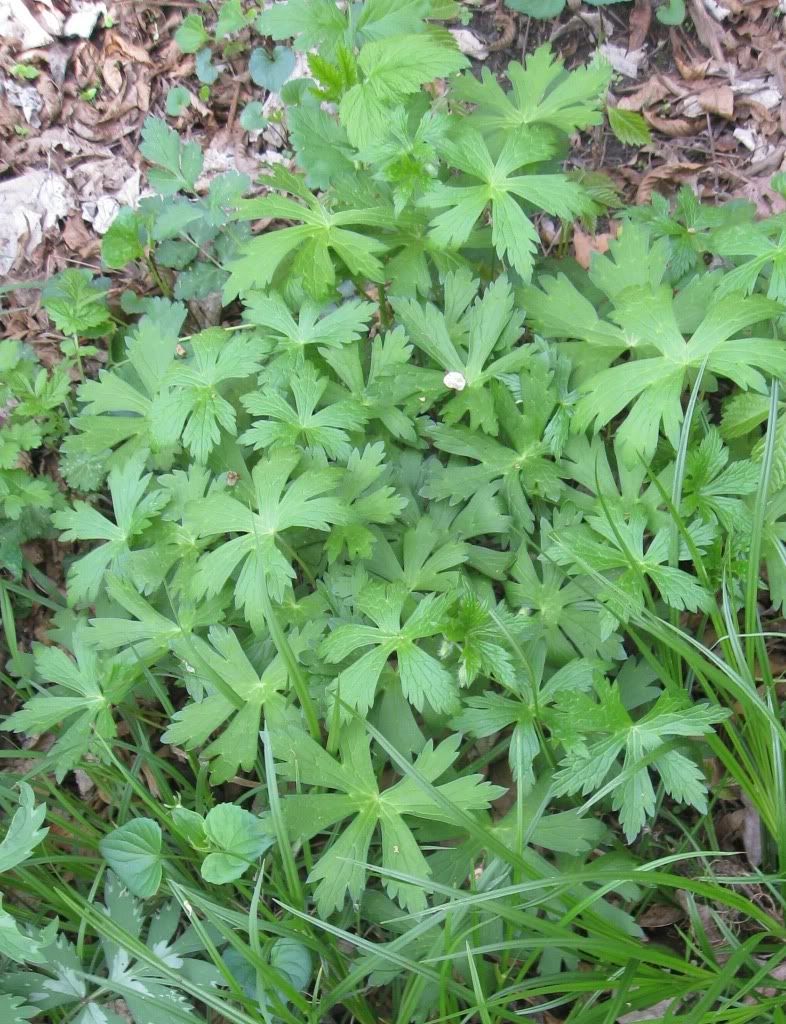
top-left (201, 804), bottom-right (272, 883)
top-left (0, 784), bottom-right (48, 874)
top-left (256, 0), bottom-right (347, 55)
top-left (42, 269), bottom-right (111, 337)
top-left (140, 116), bottom-right (204, 195)
top-left (166, 85), bottom-right (192, 117)
top-left (321, 583), bottom-right (458, 714)
top-left (504, 0), bottom-right (565, 16)
top-left (240, 101), bottom-right (268, 131)
top-left (340, 33), bottom-right (468, 148)
top-left (0, 993), bottom-right (37, 1021)
top-left (99, 818), bottom-right (163, 897)
top-left (452, 44), bottom-right (612, 138)
top-left (656, 0), bottom-right (686, 24)
top-left (269, 937), bottom-right (313, 995)
top-left (249, 46), bottom-right (296, 91)
top-left (215, 0), bottom-right (248, 38)
top-left (102, 208), bottom-right (145, 268)
top-left (355, 0), bottom-right (431, 42)
top-left (0, 898), bottom-right (47, 965)
top-left (196, 46), bottom-right (220, 84)
top-left (175, 13), bottom-right (210, 52)
top-left (185, 447), bottom-right (346, 623)
top-left (607, 107), bottom-right (652, 146)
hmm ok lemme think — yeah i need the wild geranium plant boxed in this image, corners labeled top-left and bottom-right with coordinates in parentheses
top-left (4, 1), bottom-right (786, 1022)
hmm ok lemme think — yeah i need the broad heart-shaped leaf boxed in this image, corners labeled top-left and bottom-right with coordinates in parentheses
top-left (0, 784), bottom-right (48, 874)
top-left (269, 937), bottom-right (312, 998)
top-left (201, 804), bottom-right (272, 883)
top-left (99, 818), bottom-right (163, 897)
top-left (268, 721), bottom-right (504, 915)
top-left (249, 45), bottom-right (296, 91)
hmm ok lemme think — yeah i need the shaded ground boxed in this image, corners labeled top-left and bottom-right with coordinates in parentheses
top-left (1, 0), bottom-right (785, 322)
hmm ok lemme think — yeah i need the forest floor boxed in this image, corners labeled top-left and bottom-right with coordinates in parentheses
top-left (1, 0), bottom-right (785, 326)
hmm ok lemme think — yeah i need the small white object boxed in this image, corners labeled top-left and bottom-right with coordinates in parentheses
top-left (443, 370), bottom-right (467, 392)
top-left (83, 194), bottom-right (119, 234)
top-left (703, 0), bottom-right (730, 20)
top-left (599, 43), bottom-right (646, 80)
top-left (449, 28), bottom-right (489, 61)
top-left (734, 127), bottom-right (757, 152)
top-left (63, 1), bottom-right (106, 38)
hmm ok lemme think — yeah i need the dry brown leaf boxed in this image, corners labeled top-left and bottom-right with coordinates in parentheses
top-left (619, 999), bottom-right (680, 1023)
top-left (671, 31), bottom-right (709, 80)
top-left (617, 76), bottom-right (675, 112)
top-left (699, 85), bottom-right (734, 117)
top-left (629, 0), bottom-right (652, 51)
top-left (636, 161), bottom-right (704, 203)
top-left (62, 214), bottom-right (94, 252)
top-left (572, 224), bottom-right (618, 269)
top-left (102, 58), bottom-right (123, 95)
top-left (643, 109), bottom-right (702, 136)
top-left (637, 902), bottom-right (684, 928)
top-left (103, 30), bottom-right (152, 65)
top-left (688, 0), bottom-right (729, 61)
top-left (676, 889), bottom-right (725, 946)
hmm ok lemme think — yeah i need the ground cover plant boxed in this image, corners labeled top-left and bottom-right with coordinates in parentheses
top-left (4, 1), bottom-right (786, 1022)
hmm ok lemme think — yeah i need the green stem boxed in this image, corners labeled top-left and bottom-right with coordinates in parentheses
top-left (258, 580), bottom-right (321, 741)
